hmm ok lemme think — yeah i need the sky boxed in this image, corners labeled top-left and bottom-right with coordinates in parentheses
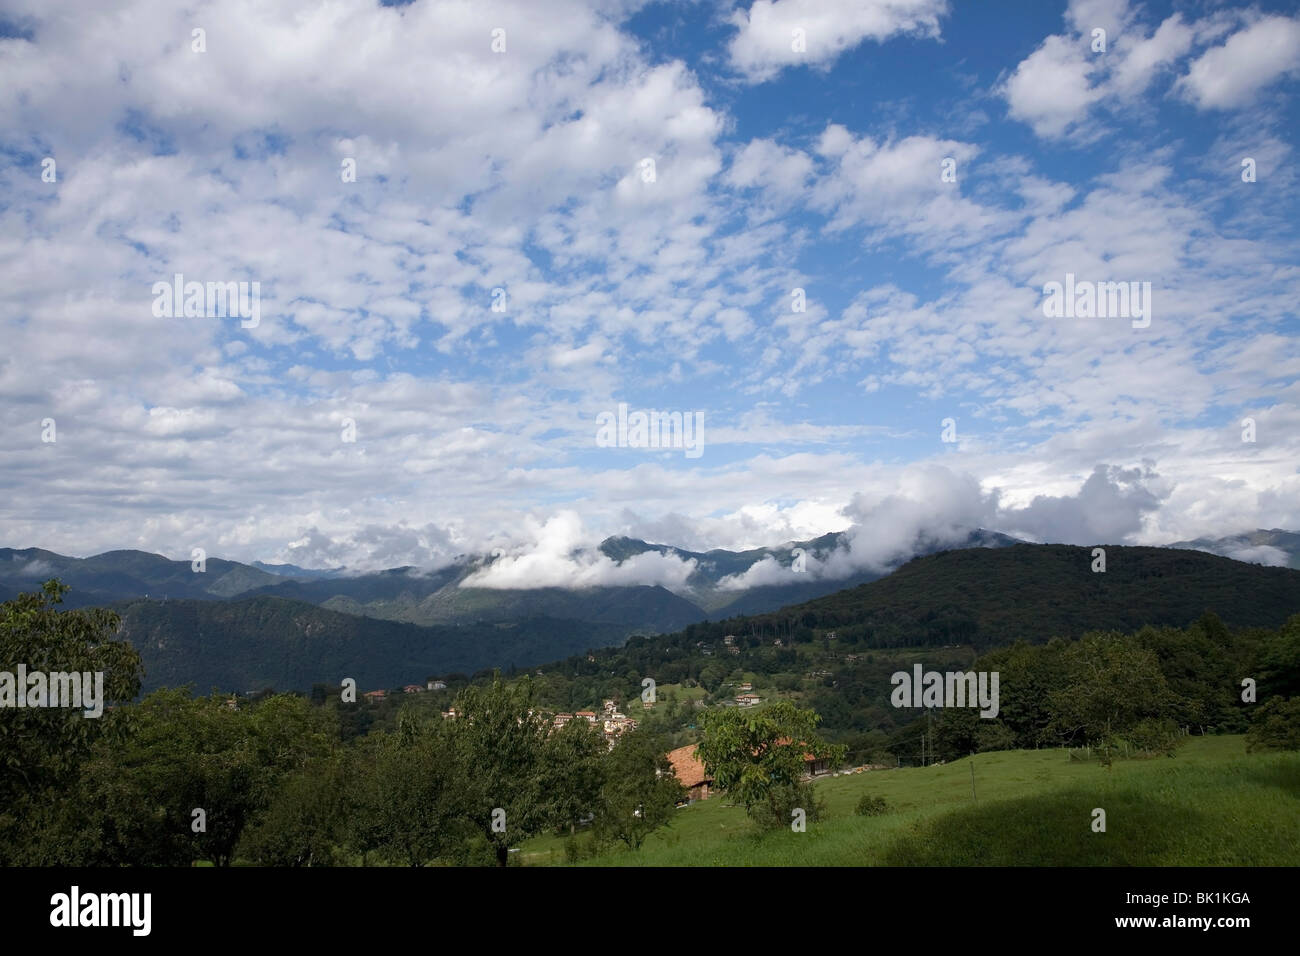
top-left (1, 0), bottom-right (1298, 582)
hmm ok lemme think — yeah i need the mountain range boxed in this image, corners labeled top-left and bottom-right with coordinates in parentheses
top-left (0, 527), bottom-right (1020, 629)
top-left (3, 529), bottom-right (1298, 693)
top-left (1168, 528), bottom-right (1300, 570)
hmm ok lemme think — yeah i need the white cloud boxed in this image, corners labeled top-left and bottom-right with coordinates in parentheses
top-left (1177, 14), bottom-right (1300, 109)
top-left (1002, 34), bottom-right (1102, 139)
top-left (1221, 544), bottom-right (1289, 566)
top-left (727, 0), bottom-right (947, 83)
top-left (1002, 4), bottom-right (1299, 139)
top-left (998, 463), bottom-right (1167, 544)
top-left (458, 511), bottom-right (698, 589)
top-left (1109, 13), bottom-right (1195, 97)
top-left (0, 0), bottom-right (1294, 583)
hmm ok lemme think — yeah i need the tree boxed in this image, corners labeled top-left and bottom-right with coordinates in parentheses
top-left (0, 580), bottom-right (142, 864)
top-left (238, 751), bottom-right (353, 866)
top-left (536, 716), bottom-right (606, 835)
top-left (1134, 622), bottom-right (1231, 731)
top-left (696, 700), bottom-right (844, 828)
top-left (1256, 615), bottom-right (1300, 700)
top-left (977, 639), bottom-right (1069, 748)
top-left (1047, 633), bottom-right (1182, 765)
top-left (1246, 697), bottom-right (1300, 752)
top-left (350, 710), bottom-right (472, 866)
top-left (594, 730), bottom-right (684, 850)
top-left (66, 689), bottom-right (333, 865)
top-left (451, 677), bottom-right (550, 866)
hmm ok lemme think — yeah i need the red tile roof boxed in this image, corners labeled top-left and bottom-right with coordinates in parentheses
top-left (667, 744), bottom-right (712, 789)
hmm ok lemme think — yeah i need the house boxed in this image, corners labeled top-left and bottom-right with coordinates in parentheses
top-left (774, 736), bottom-right (833, 777)
top-left (643, 699), bottom-right (655, 710)
top-left (363, 690), bottom-right (387, 703)
top-left (666, 744), bottom-right (713, 802)
top-left (403, 684), bottom-right (424, 694)
top-left (575, 710), bottom-right (598, 724)
top-left (427, 680), bottom-right (447, 691)
top-left (735, 693), bottom-right (762, 707)
top-left (723, 635), bottom-right (735, 646)
top-left (804, 754), bottom-right (832, 776)
top-left (553, 713), bottom-right (574, 728)
top-left (738, 682), bottom-right (753, 692)
top-left (603, 699), bottom-right (618, 715)
top-left (441, 706), bottom-right (460, 720)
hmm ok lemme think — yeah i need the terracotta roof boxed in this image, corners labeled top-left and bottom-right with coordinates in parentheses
top-left (773, 736), bottom-right (818, 761)
top-left (667, 744), bottom-right (712, 789)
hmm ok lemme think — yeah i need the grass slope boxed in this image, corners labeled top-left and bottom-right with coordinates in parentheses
top-left (522, 736), bottom-right (1300, 866)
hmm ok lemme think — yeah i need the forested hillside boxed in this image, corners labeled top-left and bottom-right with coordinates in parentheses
top-left (114, 596), bottom-right (626, 692)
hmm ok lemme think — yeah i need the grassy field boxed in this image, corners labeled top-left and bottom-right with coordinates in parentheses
top-left (520, 736), bottom-right (1300, 866)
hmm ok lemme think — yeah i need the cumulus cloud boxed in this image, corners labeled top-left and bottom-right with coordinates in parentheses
top-left (727, 0), bottom-right (947, 83)
top-left (1176, 14), bottom-right (1300, 109)
top-left (708, 462), bottom-right (1189, 589)
top-left (459, 512), bottom-right (698, 590)
top-left (1002, 1), bottom-right (1299, 138)
top-left (714, 555), bottom-right (793, 590)
top-left (999, 464), bottom-right (1168, 545)
top-left (827, 466), bottom-right (999, 572)
top-left (1002, 34), bottom-right (1103, 139)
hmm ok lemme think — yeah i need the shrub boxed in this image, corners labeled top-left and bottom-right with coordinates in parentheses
top-left (1123, 717), bottom-right (1184, 757)
top-left (1247, 697), bottom-right (1300, 752)
top-left (748, 781), bottom-right (822, 830)
top-left (855, 794), bottom-right (888, 816)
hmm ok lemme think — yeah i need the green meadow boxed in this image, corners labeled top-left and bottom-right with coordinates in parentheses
top-left (521, 736), bottom-right (1300, 866)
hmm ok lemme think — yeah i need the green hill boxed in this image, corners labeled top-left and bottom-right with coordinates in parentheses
top-left (727, 543), bottom-right (1300, 647)
top-left (521, 736), bottom-right (1300, 866)
top-left (508, 543), bottom-right (1300, 749)
top-left (113, 595), bottom-right (627, 693)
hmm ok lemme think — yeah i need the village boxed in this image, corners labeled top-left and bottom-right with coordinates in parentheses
top-left (348, 673), bottom-right (891, 807)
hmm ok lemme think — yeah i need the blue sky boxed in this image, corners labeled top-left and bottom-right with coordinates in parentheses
top-left (1, 0), bottom-right (1298, 584)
